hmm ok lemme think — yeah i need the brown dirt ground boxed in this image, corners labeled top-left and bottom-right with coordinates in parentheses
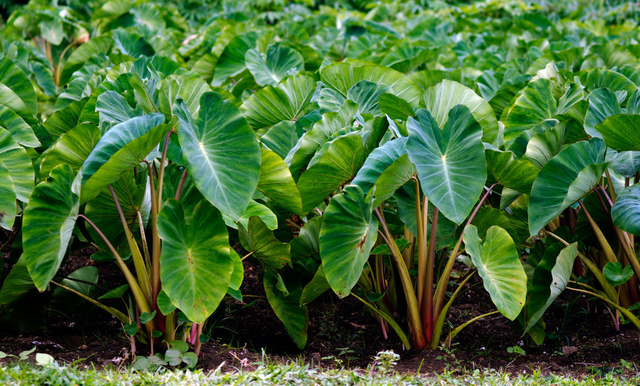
top-left (1, 229), bottom-right (639, 378)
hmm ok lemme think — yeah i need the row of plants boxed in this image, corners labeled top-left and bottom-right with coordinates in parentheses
top-left (1, 0), bottom-right (640, 357)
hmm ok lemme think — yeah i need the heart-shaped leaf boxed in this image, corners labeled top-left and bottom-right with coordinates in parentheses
top-left (174, 92), bottom-right (261, 221)
top-left (241, 74), bottom-right (316, 130)
top-left (157, 199), bottom-right (233, 323)
top-left (246, 45), bottom-right (304, 86)
top-left (603, 262), bottom-right (634, 287)
top-left (406, 105), bottom-right (486, 225)
top-left (423, 79), bottom-right (499, 144)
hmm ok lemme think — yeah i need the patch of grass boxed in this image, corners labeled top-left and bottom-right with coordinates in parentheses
top-left (1, 358), bottom-right (639, 386)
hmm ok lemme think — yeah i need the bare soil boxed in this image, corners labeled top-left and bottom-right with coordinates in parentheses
top-left (1, 229), bottom-right (639, 377)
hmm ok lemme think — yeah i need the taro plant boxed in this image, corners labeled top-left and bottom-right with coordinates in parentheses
top-left (290, 76), bottom-right (532, 350)
top-left (19, 86), bottom-right (261, 354)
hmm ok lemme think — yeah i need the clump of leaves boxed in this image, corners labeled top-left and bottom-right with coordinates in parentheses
top-left (132, 340), bottom-right (197, 370)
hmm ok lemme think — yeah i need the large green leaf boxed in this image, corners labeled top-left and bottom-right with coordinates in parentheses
top-left (260, 121), bottom-right (299, 160)
top-left (504, 78), bottom-right (556, 148)
top-left (224, 200), bottom-right (278, 231)
top-left (298, 133), bottom-right (366, 214)
top-left (0, 159), bottom-right (15, 230)
top-left (595, 114), bottom-right (640, 151)
top-left (245, 45), bottom-right (304, 87)
top-left (300, 265), bottom-right (331, 305)
top-left (463, 225), bottom-right (527, 321)
top-left (96, 90), bottom-right (144, 133)
top-left (346, 80), bottom-right (391, 116)
top-left (521, 122), bottom-right (566, 170)
top-left (406, 106), bottom-right (486, 225)
top-left (212, 32), bottom-right (258, 87)
top-left (379, 93), bottom-right (416, 121)
top-left (38, 124), bottom-right (101, 182)
top-left (264, 270), bottom-right (308, 349)
top-left (158, 199), bottom-right (232, 324)
top-left (241, 74), bottom-right (316, 130)
top-left (486, 149), bottom-right (538, 194)
top-left (584, 88), bottom-right (622, 138)
top-left (585, 67), bottom-right (637, 96)
top-left (23, 165), bottom-right (81, 291)
top-left (157, 75), bottom-right (212, 120)
top-left (286, 100), bottom-right (357, 180)
top-left (80, 114), bottom-right (168, 204)
top-left (42, 98), bottom-right (88, 141)
top-left (0, 127), bottom-right (34, 203)
top-left (0, 57), bottom-right (37, 116)
top-left (291, 216), bottom-right (322, 278)
top-left (0, 104), bottom-right (39, 148)
top-left (612, 184), bottom-right (640, 235)
top-left (372, 154), bottom-right (416, 207)
top-left (610, 151), bottom-right (640, 177)
top-left (0, 255), bottom-right (34, 307)
top-left (525, 243), bottom-right (578, 333)
top-left (352, 137), bottom-right (407, 196)
top-left (50, 266), bottom-right (99, 314)
top-left (238, 216), bottom-right (291, 270)
top-left (112, 30), bottom-right (155, 58)
top-left (423, 80), bottom-right (499, 144)
top-left (319, 185), bottom-right (378, 298)
top-left (60, 36), bottom-right (113, 86)
top-left (528, 139), bottom-right (608, 236)
top-left (320, 63), bottom-right (422, 107)
top-left (257, 149), bottom-right (302, 214)
top-left (603, 262), bottom-right (634, 287)
top-left (174, 92), bottom-right (261, 221)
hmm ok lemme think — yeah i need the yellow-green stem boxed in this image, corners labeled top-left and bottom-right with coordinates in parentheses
top-left (566, 287), bottom-right (640, 333)
top-left (446, 311), bottom-right (500, 347)
top-left (415, 177), bottom-right (427, 308)
top-left (430, 271), bottom-right (477, 349)
top-left (78, 215), bottom-right (154, 319)
top-left (578, 200), bottom-right (617, 264)
top-left (376, 208), bottom-right (427, 349)
top-left (110, 186), bottom-right (153, 307)
top-left (605, 170), bottom-right (617, 203)
top-left (51, 281), bottom-right (129, 324)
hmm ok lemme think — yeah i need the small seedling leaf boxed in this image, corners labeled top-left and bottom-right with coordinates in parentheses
top-left (603, 262), bottom-right (634, 287)
top-left (182, 352), bottom-right (198, 368)
top-left (124, 323), bottom-right (138, 336)
top-left (169, 340), bottom-right (189, 354)
top-left (98, 284), bottom-right (130, 300)
top-left (133, 356), bottom-right (152, 370)
top-left (19, 347), bottom-right (36, 360)
top-left (139, 311), bottom-right (156, 324)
